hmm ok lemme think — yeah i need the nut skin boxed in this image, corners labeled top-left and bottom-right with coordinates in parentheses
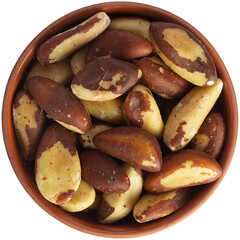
top-left (133, 57), bottom-right (192, 99)
top-left (98, 163), bottom-right (143, 224)
top-left (189, 112), bottom-right (225, 158)
top-left (37, 12), bottom-right (110, 65)
top-left (144, 149), bottom-right (222, 193)
top-left (149, 22), bottom-right (217, 87)
top-left (163, 78), bottom-right (223, 152)
top-left (80, 150), bottom-right (130, 193)
top-left (71, 58), bottom-right (142, 101)
top-left (35, 123), bottom-right (81, 205)
top-left (123, 84), bottom-right (164, 139)
top-left (12, 90), bottom-right (45, 160)
top-left (133, 188), bottom-right (191, 223)
top-left (93, 126), bottom-right (162, 172)
top-left (85, 29), bottom-right (153, 63)
top-left (108, 17), bottom-right (151, 41)
top-left (27, 76), bottom-right (92, 134)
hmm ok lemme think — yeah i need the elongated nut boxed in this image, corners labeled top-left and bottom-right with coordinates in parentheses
top-left (35, 123), bottom-right (81, 205)
top-left (78, 120), bottom-right (112, 149)
top-left (144, 149), bottom-right (222, 193)
top-left (71, 58), bottom-right (142, 101)
top-left (108, 17), bottom-right (151, 41)
top-left (81, 97), bottom-right (125, 124)
top-left (27, 76), bottom-right (91, 134)
top-left (61, 180), bottom-right (96, 212)
top-left (133, 188), bottom-right (191, 223)
top-left (80, 150), bottom-right (130, 193)
top-left (85, 29), bottom-right (153, 63)
top-left (13, 90), bottom-right (45, 160)
top-left (149, 22), bottom-right (217, 86)
top-left (37, 12), bottom-right (110, 65)
top-left (98, 163), bottom-right (143, 224)
top-left (123, 84), bottom-right (164, 139)
top-left (26, 58), bottom-right (73, 86)
top-left (133, 57), bottom-right (192, 99)
top-left (163, 78), bottom-right (223, 152)
top-left (189, 112), bottom-right (225, 158)
top-left (93, 126), bottom-right (162, 172)
top-left (70, 46), bottom-right (88, 75)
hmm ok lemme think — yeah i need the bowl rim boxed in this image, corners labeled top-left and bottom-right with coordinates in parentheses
top-left (2, 1), bottom-right (238, 238)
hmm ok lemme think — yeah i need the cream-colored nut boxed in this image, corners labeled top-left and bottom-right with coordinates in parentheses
top-left (70, 46), bottom-right (88, 75)
top-left (35, 123), bottom-right (81, 205)
top-left (26, 58), bottom-right (73, 86)
top-left (149, 22), bottom-right (217, 86)
top-left (81, 97), bottom-right (125, 125)
top-left (12, 90), bottom-right (45, 160)
top-left (163, 78), bottom-right (223, 152)
top-left (123, 84), bottom-right (164, 139)
top-left (144, 149), bottom-right (222, 193)
top-left (108, 17), bottom-right (151, 41)
top-left (133, 188), bottom-right (191, 223)
top-left (61, 180), bottom-right (96, 212)
top-left (98, 163), bottom-right (143, 224)
top-left (37, 12), bottom-right (110, 65)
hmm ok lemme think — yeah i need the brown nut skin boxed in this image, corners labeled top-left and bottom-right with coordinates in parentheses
top-left (133, 57), bottom-right (192, 99)
top-left (189, 112), bottom-right (225, 159)
top-left (12, 90), bottom-right (45, 160)
top-left (35, 123), bottom-right (80, 205)
top-left (85, 29), bottom-right (153, 64)
top-left (93, 126), bottom-right (162, 172)
top-left (149, 22), bottom-right (217, 87)
top-left (37, 12), bottom-right (110, 65)
top-left (71, 58), bottom-right (142, 101)
top-left (144, 149), bottom-right (222, 193)
top-left (80, 150), bottom-right (130, 193)
top-left (123, 84), bottom-right (164, 139)
top-left (133, 188), bottom-right (191, 223)
top-left (27, 76), bottom-right (92, 134)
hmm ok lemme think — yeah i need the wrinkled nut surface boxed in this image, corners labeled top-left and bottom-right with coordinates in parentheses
top-left (61, 180), bottom-right (96, 212)
top-left (133, 188), bottom-right (191, 223)
top-left (134, 57), bottom-right (192, 99)
top-left (71, 58), bottom-right (142, 101)
top-left (35, 123), bottom-right (81, 205)
top-left (98, 163), bottom-right (143, 224)
top-left (108, 17), bottom-right (151, 41)
top-left (144, 149), bottom-right (222, 193)
top-left (13, 90), bottom-right (45, 160)
top-left (81, 97), bottom-right (125, 124)
top-left (93, 126), bottom-right (162, 172)
top-left (27, 76), bottom-right (92, 134)
top-left (78, 120), bottom-right (112, 149)
top-left (37, 12), bottom-right (110, 65)
top-left (70, 46), bottom-right (88, 75)
top-left (163, 78), bottom-right (223, 152)
top-left (123, 84), bottom-right (164, 139)
top-left (149, 22), bottom-right (217, 86)
top-left (80, 150), bottom-right (130, 193)
top-left (85, 29), bottom-right (153, 63)
top-left (26, 58), bottom-right (74, 86)
top-left (189, 112), bottom-right (225, 158)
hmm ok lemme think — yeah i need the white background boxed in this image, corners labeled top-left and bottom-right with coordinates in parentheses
top-left (1, 0), bottom-right (239, 239)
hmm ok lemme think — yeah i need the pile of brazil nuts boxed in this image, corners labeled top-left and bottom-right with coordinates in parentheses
top-left (13, 12), bottom-right (226, 224)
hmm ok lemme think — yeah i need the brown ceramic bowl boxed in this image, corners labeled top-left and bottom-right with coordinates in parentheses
top-left (2, 2), bottom-right (238, 238)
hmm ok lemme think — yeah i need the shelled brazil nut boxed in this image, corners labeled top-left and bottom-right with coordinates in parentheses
top-left (12, 11), bottom-right (226, 225)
